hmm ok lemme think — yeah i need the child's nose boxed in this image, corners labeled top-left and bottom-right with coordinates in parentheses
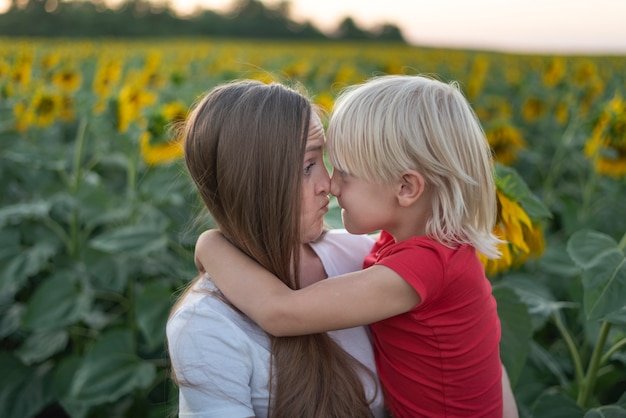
top-left (330, 171), bottom-right (341, 197)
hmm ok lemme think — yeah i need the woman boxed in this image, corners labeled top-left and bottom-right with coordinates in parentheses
top-left (166, 80), bottom-right (386, 417)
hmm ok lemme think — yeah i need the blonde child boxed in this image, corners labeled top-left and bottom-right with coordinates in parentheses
top-left (195, 75), bottom-right (506, 417)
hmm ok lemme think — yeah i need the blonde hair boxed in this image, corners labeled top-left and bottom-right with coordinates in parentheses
top-left (327, 74), bottom-right (502, 258)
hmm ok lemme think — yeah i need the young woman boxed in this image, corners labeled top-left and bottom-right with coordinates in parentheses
top-left (166, 80), bottom-right (385, 417)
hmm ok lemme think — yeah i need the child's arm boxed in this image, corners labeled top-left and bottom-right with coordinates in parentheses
top-left (195, 230), bottom-right (420, 336)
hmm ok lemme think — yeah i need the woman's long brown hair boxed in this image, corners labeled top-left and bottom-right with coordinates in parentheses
top-left (180, 80), bottom-right (373, 417)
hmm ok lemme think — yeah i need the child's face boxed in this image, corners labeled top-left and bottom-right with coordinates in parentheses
top-left (330, 169), bottom-right (397, 235)
top-left (299, 115), bottom-right (331, 244)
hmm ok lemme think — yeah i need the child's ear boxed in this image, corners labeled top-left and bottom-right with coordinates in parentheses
top-left (396, 170), bottom-right (425, 207)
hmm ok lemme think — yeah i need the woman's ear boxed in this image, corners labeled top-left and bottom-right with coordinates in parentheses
top-left (396, 170), bottom-right (426, 207)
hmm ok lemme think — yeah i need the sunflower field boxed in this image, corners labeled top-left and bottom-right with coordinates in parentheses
top-left (0, 37), bottom-right (625, 417)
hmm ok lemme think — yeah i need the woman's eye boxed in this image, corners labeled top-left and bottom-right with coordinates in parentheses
top-left (304, 162), bottom-right (315, 175)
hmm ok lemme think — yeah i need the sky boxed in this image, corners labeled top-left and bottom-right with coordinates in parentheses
top-left (177, 0), bottom-right (626, 54)
top-left (3, 0), bottom-right (626, 54)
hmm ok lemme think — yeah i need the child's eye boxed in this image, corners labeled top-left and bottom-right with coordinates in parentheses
top-left (304, 162), bottom-right (316, 175)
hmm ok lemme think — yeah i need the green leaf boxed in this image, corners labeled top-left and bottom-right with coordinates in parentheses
top-left (584, 405), bottom-right (626, 418)
top-left (529, 341), bottom-right (571, 388)
top-left (0, 201), bottom-right (51, 228)
top-left (0, 228), bottom-right (20, 257)
top-left (0, 303), bottom-right (24, 339)
top-left (15, 329), bottom-right (69, 365)
top-left (495, 164), bottom-right (552, 221)
top-left (538, 242), bottom-right (582, 278)
top-left (0, 352), bottom-right (54, 418)
top-left (68, 328), bottom-right (157, 405)
top-left (0, 241), bottom-right (58, 297)
top-left (136, 282), bottom-right (173, 351)
top-left (568, 230), bottom-right (619, 269)
top-left (532, 392), bottom-right (584, 418)
top-left (90, 225), bottom-right (168, 255)
top-left (53, 355), bottom-right (82, 398)
top-left (53, 355), bottom-right (93, 418)
top-left (504, 275), bottom-right (577, 330)
top-left (493, 285), bottom-right (533, 386)
top-left (22, 270), bottom-right (92, 331)
top-left (567, 230), bottom-right (626, 321)
top-left (84, 248), bottom-right (131, 293)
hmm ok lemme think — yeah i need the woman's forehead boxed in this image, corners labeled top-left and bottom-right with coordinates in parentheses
top-left (307, 114), bottom-right (325, 147)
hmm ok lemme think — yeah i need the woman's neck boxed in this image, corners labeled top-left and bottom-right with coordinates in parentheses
top-left (298, 243), bottom-right (327, 288)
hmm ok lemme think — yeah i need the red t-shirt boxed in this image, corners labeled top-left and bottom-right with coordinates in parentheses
top-left (364, 231), bottom-right (502, 418)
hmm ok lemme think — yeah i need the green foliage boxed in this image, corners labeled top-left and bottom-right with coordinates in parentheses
top-left (0, 118), bottom-right (198, 416)
top-left (1, 37), bottom-right (625, 416)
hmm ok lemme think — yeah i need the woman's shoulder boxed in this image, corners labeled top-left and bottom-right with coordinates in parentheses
top-left (167, 275), bottom-right (269, 350)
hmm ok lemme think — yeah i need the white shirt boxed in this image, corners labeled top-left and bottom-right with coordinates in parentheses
top-left (167, 230), bottom-right (386, 417)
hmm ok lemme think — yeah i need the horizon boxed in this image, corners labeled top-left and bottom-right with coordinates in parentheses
top-left (1, 0), bottom-right (625, 55)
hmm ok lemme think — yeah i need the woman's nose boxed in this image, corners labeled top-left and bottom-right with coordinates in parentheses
top-left (318, 167), bottom-right (331, 195)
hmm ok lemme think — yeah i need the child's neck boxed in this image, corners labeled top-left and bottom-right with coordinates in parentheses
top-left (387, 193), bottom-right (431, 242)
top-left (386, 217), bottom-right (428, 243)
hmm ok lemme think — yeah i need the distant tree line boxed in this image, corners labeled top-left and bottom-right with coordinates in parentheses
top-left (0, 0), bottom-right (406, 42)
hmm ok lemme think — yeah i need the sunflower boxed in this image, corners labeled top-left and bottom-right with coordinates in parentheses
top-left (40, 53), bottom-right (60, 71)
top-left (59, 95), bottom-right (76, 122)
top-left (11, 61), bottom-right (32, 90)
top-left (475, 96), bottom-right (512, 123)
top-left (116, 84), bottom-right (156, 133)
top-left (92, 60), bottom-right (122, 100)
top-left (314, 91), bottom-right (335, 114)
top-left (140, 132), bottom-right (184, 166)
top-left (479, 190), bottom-right (546, 277)
top-left (13, 101), bottom-right (34, 133)
top-left (0, 59), bottom-right (10, 80)
top-left (479, 164), bottom-right (551, 277)
top-left (573, 59), bottom-right (598, 88)
top-left (554, 101), bottom-right (569, 126)
top-left (333, 64), bottom-right (360, 85)
top-left (52, 66), bottom-right (83, 93)
top-left (542, 57), bottom-right (565, 87)
top-left (284, 59), bottom-right (310, 78)
top-left (521, 96), bottom-right (546, 123)
top-left (485, 122), bottom-right (526, 166)
top-left (139, 101), bottom-right (188, 166)
top-left (466, 55), bottom-right (489, 100)
top-left (250, 71), bottom-right (277, 84)
top-left (584, 94), bottom-right (626, 178)
top-left (31, 89), bottom-right (62, 127)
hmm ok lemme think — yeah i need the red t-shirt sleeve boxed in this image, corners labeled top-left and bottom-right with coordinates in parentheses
top-left (363, 231), bottom-right (393, 269)
top-left (365, 232), bottom-right (446, 304)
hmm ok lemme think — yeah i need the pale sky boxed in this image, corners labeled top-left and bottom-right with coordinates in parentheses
top-left (3, 0), bottom-right (626, 54)
top-left (178, 0), bottom-right (626, 54)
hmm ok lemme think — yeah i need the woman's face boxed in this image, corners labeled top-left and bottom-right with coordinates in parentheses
top-left (299, 114), bottom-right (331, 244)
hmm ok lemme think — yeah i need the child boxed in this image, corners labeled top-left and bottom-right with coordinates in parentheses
top-left (195, 75), bottom-right (505, 417)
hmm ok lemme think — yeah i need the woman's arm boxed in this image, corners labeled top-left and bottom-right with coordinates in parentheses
top-left (501, 365), bottom-right (519, 418)
top-left (195, 230), bottom-right (420, 336)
